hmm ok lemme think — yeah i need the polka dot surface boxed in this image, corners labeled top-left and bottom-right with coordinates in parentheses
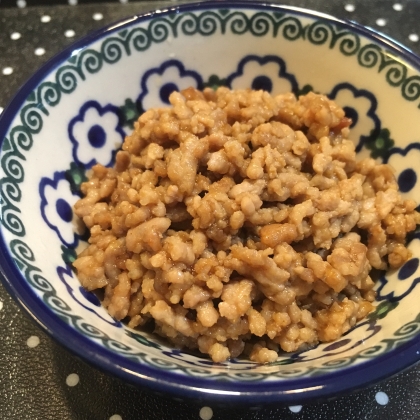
top-left (376, 18), bottom-right (387, 26)
top-left (40, 15), bottom-right (51, 23)
top-left (65, 373), bottom-right (80, 387)
top-left (289, 405), bottom-right (303, 413)
top-left (93, 12), bottom-right (103, 21)
top-left (64, 29), bottom-right (76, 38)
top-left (393, 3), bottom-right (403, 11)
top-left (10, 32), bottom-right (21, 40)
top-left (409, 34), bottom-right (419, 42)
top-left (199, 406), bottom-right (213, 420)
top-left (26, 336), bottom-right (40, 348)
top-left (2, 67), bottom-right (13, 75)
top-left (109, 415), bottom-right (122, 420)
top-left (34, 47), bottom-right (46, 56)
top-left (0, 301), bottom-right (3, 311)
top-left (375, 391), bottom-right (389, 405)
top-left (344, 4), bottom-right (355, 12)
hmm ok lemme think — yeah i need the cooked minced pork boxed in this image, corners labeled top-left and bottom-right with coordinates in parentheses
top-left (73, 87), bottom-right (420, 363)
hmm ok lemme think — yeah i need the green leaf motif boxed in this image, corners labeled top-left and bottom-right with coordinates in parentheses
top-left (65, 162), bottom-right (87, 194)
top-left (120, 98), bottom-right (141, 128)
top-left (365, 128), bottom-right (395, 159)
top-left (203, 74), bottom-right (228, 90)
top-left (27, 91), bottom-right (36, 102)
top-left (61, 245), bottom-right (77, 266)
top-left (67, 55), bottom-right (77, 65)
top-left (126, 330), bottom-right (162, 349)
top-left (367, 300), bottom-right (399, 321)
top-left (295, 84), bottom-right (314, 97)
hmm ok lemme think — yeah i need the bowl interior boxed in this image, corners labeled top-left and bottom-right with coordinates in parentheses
top-left (1, 2), bottom-right (420, 402)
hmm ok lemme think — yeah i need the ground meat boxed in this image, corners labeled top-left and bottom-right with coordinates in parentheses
top-left (73, 87), bottom-right (420, 363)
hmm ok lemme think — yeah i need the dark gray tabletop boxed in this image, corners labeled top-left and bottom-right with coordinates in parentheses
top-left (1, 1), bottom-right (420, 419)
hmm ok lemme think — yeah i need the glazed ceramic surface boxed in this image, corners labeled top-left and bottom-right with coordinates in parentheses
top-left (1, 1), bottom-right (420, 404)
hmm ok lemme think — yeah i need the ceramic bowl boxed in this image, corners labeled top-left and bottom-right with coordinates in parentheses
top-left (1, 1), bottom-right (420, 405)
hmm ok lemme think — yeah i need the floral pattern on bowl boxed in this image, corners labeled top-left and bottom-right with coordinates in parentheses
top-left (385, 144), bottom-right (420, 200)
top-left (69, 100), bottom-right (126, 168)
top-left (57, 263), bottom-right (122, 326)
top-left (328, 82), bottom-right (381, 153)
top-left (1, 3), bottom-right (420, 404)
top-left (377, 233), bottom-right (420, 302)
top-left (39, 171), bottom-right (84, 247)
top-left (226, 54), bottom-right (298, 94)
top-left (137, 59), bottom-right (203, 110)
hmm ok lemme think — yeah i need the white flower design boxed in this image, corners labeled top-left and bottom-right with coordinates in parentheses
top-left (386, 145), bottom-right (420, 200)
top-left (329, 83), bottom-right (380, 151)
top-left (377, 236), bottom-right (420, 301)
top-left (69, 100), bottom-right (125, 168)
top-left (58, 265), bottom-right (121, 326)
top-left (40, 172), bottom-right (83, 247)
top-left (227, 55), bottom-right (297, 94)
top-left (138, 59), bottom-right (203, 110)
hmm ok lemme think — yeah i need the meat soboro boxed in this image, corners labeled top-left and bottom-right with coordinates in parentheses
top-left (73, 87), bottom-right (420, 363)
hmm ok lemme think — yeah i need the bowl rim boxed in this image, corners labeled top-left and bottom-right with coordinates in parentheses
top-left (1, 0), bottom-right (420, 404)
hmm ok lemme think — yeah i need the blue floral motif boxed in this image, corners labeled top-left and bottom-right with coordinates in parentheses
top-left (226, 55), bottom-right (298, 94)
top-left (57, 265), bottom-right (122, 327)
top-left (39, 171), bottom-right (84, 247)
top-left (385, 143), bottom-right (420, 200)
top-left (137, 59), bottom-right (203, 111)
top-left (68, 100), bottom-right (125, 168)
top-left (328, 83), bottom-right (381, 152)
top-left (377, 234), bottom-right (420, 302)
top-left (283, 319), bottom-right (381, 364)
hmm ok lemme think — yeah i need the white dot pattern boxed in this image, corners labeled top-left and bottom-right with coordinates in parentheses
top-left (376, 18), bottom-right (387, 26)
top-left (16, 0), bottom-right (26, 8)
top-left (34, 47), bottom-right (46, 56)
top-left (393, 3), bottom-right (403, 11)
top-left (289, 405), bottom-right (303, 413)
top-left (2, 67), bottom-right (13, 75)
top-left (68, 0), bottom-right (78, 5)
top-left (109, 415), bottom-right (122, 420)
top-left (409, 34), bottom-right (419, 42)
top-left (26, 336), bottom-right (40, 348)
top-left (66, 373), bottom-right (80, 387)
top-left (93, 13), bottom-right (104, 21)
top-left (65, 29), bottom-right (76, 38)
top-left (199, 406), bottom-right (213, 420)
top-left (0, 301), bottom-right (3, 311)
top-left (10, 32), bottom-right (21, 40)
top-left (40, 15), bottom-right (51, 23)
top-left (375, 391), bottom-right (389, 405)
top-left (344, 4), bottom-right (355, 12)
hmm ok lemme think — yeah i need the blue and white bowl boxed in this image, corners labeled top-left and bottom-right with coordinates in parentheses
top-left (1, 1), bottom-right (420, 404)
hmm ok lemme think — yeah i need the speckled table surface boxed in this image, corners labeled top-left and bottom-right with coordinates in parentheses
top-left (1, 1), bottom-right (420, 419)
